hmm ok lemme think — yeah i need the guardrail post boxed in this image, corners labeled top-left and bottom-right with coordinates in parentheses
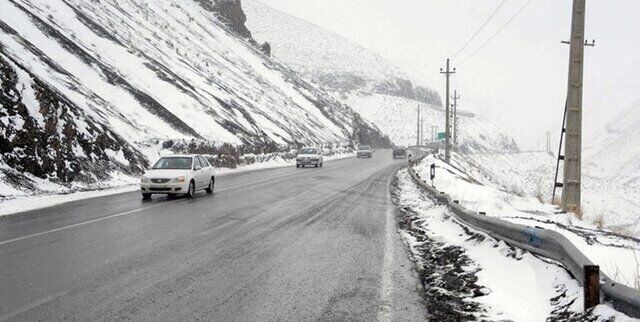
top-left (584, 265), bottom-right (600, 311)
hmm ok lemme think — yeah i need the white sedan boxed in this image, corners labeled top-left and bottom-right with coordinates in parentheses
top-left (296, 147), bottom-right (324, 168)
top-left (140, 154), bottom-right (215, 200)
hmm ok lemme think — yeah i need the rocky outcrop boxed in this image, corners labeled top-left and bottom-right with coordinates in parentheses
top-left (194, 0), bottom-right (252, 38)
top-left (0, 54), bottom-right (146, 186)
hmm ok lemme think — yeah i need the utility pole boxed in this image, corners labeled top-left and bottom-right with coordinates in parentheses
top-left (546, 131), bottom-right (551, 154)
top-left (440, 59), bottom-right (455, 163)
top-left (452, 90), bottom-right (461, 148)
top-left (420, 118), bottom-right (425, 145)
top-left (416, 105), bottom-right (420, 146)
top-left (561, 0), bottom-right (593, 214)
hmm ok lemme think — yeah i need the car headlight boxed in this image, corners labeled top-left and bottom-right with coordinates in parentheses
top-left (172, 176), bottom-right (186, 183)
top-left (141, 176), bottom-right (150, 183)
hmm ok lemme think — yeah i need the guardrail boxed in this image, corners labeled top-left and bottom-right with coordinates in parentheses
top-left (406, 155), bottom-right (640, 318)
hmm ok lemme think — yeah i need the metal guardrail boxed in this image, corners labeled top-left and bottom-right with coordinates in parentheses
top-left (406, 156), bottom-right (640, 318)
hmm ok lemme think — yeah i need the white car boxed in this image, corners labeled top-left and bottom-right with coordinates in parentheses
top-left (356, 145), bottom-right (373, 158)
top-left (140, 154), bottom-right (215, 199)
top-left (296, 147), bottom-right (324, 168)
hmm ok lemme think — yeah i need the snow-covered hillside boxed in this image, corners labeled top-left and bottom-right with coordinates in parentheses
top-left (413, 153), bottom-right (640, 293)
top-left (450, 150), bottom-right (640, 238)
top-left (342, 92), bottom-right (519, 153)
top-left (585, 99), bottom-right (640, 189)
top-left (243, 0), bottom-right (441, 106)
top-left (0, 0), bottom-right (389, 198)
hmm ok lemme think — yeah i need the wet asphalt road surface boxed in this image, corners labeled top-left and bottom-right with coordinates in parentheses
top-left (0, 151), bottom-right (426, 321)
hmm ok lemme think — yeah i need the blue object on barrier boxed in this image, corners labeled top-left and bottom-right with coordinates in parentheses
top-left (525, 227), bottom-right (542, 247)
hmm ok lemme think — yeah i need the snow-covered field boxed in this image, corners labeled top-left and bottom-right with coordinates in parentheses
top-left (0, 152), bottom-right (355, 217)
top-left (393, 168), bottom-right (632, 321)
top-left (412, 153), bottom-right (640, 292)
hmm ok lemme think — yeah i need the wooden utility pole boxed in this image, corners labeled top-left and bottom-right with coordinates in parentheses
top-left (440, 59), bottom-right (455, 163)
top-left (452, 90), bottom-right (461, 148)
top-left (562, 0), bottom-right (592, 214)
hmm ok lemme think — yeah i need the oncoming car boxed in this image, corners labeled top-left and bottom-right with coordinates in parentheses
top-left (296, 147), bottom-right (324, 168)
top-left (356, 145), bottom-right (373, 158)
top-left (392, 147), bottom-right (407, 158)
top-left (140, 154), bottom-right (215, 200)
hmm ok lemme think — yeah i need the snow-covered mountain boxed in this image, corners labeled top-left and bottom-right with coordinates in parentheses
top-left (244, 0), bottom-right (518, 154)
top-left (243, 0), bottom-right (441, 107)
top-left (0, 0), bottom-right (390, 197)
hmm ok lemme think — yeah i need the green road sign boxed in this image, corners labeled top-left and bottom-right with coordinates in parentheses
top-left (437, 132), bottom-right (446, 140)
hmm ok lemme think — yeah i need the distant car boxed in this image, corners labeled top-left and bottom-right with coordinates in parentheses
top-left (392, 147), bottom-right (407, 158)
top-left (296, 147), bottom-right (324, 168)
top-left (356, 145), bottom-right (373, 158)
top-left (140, 154), bottom-right (215, 200)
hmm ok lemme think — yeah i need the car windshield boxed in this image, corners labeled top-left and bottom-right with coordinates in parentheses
top-left (358, 145), bottom-right (371, 150)
top-left (152, 157), bottom-right (193, 170)
top-left (299, 148), bottom-right (317, 154)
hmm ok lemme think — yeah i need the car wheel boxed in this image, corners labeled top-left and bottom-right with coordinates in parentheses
top-left (206, 177), bottom-right (214, 194)
top-left (314, 163), bottom-right (318, 168)
top-left (187, 180), bottom-right (196, 198)
top-left (142, 193), bottom-right (152, 200)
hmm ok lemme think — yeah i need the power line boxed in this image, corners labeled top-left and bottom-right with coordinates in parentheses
top-left (457, 0), bottom-right (535, 67)
top-left (451, 0), bottom-right (509, 59)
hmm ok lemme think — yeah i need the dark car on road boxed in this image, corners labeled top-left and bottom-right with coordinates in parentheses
top-left (392, 147), bottom-right (407, 159)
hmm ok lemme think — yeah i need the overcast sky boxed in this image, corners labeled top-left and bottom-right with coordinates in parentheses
top-left (256, 0), bottom-right (640, 150)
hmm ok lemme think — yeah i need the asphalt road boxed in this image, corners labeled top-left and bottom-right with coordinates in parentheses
top-left (0, 151), bottom-right (426, 321)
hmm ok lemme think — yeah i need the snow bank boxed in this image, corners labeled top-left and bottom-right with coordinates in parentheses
top-left (414, 153), bottom-right (640, 291)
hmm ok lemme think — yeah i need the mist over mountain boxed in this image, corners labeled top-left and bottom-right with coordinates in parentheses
top-left (244, 0), bottom-right (442, 107)
top-left (244, 0), bottom-right (518, 152)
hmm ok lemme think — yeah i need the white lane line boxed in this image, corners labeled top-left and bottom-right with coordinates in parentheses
top-left (378, 190), bottom-right (395, 322)
top-left (0, 202), bottom-right (175, 247)
top-left (0, 290), bottom-right (68, 321)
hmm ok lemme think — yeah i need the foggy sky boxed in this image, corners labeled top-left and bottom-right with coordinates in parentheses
top-left (256, 0), bottom-right (640, 150)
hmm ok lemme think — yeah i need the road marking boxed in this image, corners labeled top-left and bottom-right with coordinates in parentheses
top-left (0, 290), bottom-right (68, 321)
top-left (0, 202), bottom-right (175, 247)
top-left (378, 190), bottom-right (395, 322)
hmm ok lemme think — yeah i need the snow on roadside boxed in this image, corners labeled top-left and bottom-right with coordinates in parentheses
top-left (0, 152), bottom-right (354, 217)
top-left (414, 153), bottom-right (640, 291)
top-left (394, 168), bottom-right (636, 321)
top-left (459, 151), bottom-right (640, 238)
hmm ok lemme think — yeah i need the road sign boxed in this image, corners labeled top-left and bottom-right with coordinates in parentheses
top-left (437, 132), bottom-right (446, 140)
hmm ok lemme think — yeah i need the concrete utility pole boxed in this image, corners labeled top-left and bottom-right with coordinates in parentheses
top-left (546, 131), bottom-right (551, 154)
top-left (416, 105), bottom-right (420, 146)
top-left (420, 118), bottom-right (425, 145)
top-left (561, 0), bottom-right (592, 214)
top-left (440, 59), bottom-right (455, 163)
top-left (452, 90), bottom-right (461, 148)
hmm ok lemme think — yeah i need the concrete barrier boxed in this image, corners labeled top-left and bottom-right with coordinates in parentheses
top-left (406, 156), bottom-right (640, 318)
